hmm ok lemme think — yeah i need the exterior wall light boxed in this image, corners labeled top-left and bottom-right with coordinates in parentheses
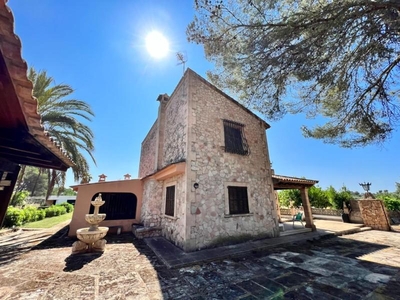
top-left (193, 183), bottom-right (199, 189)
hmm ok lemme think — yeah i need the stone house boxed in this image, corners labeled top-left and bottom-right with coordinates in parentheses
top-left (138, 69), bottom-right (280, 251)
top-left (69, 69), bottom-right (317, 251)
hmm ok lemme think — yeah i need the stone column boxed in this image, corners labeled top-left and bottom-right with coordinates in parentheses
top-left (300, 187), bottom-right (316, 231)
top-left (274, 191), bottom-right (282, 223)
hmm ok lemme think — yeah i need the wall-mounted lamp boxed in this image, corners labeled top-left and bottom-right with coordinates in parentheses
top-left (193, 182), bottom-right (199, 189)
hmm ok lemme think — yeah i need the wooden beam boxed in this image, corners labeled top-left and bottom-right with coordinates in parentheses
top-left (0, 164), bottom-right (19, 227)
top-left (0, 129), bottom-right (68, 171)
top-left (0, 180), bottom-right (11, 187)
top-left (0, 157), bottom-right (18, 172)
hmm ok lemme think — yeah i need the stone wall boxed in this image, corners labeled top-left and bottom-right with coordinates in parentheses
top-left (348, 200), bottom-right (364, 224)
top-left (160, 174), bottom-right (187, 248)
top-left (161, 76), bottom-right (188, 168)
top-left (139, 121), bottom-right (158, 178)
top-left (185, 71), bottom-right (278, 250)
top-left (141, 175), bottom-right (187, 248)
top-left (359, 199), bottom-right (391, 231)
top-left (141, 178), bottom-right (163, 228)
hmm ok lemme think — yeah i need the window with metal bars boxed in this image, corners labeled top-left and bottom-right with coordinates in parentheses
top-left (223, 120), bottom-right (249, 155)
top-left (90, 192), bottom-right (137, 220)
top-left (165, 185), bottom-right (175, 216)
top-left (228, 186), bottom-right (249, 214)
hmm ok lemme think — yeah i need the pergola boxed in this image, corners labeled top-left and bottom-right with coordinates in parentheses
top-left (272, 174), bottom-right (319, 231)
top-left (0, 1), bottom-right (74, 226)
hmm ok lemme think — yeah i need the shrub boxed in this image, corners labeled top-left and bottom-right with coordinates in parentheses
top-left (4, 207), bottom-right (24, 227)
top-left (22, 206), bottom-right (39, 223)
top-left (326, 186), bottom-right (353, 210)
top-left (55, 205), bottom-right (67, 215)
top-left (308, 186), bottom-right (331, 208)
top-left (382, 198), bottom-right (400, 211)
top-left (36, 209), bottom-right (46, 220)
top-left (58, 202), bottom-right (74, 213)
top-left (3, 204), bottom-right (68, 228)
top-left (10, 190), bottom-right (29, 207)
top-left (45, 205), bottom-right (66, 218)
top-left (278, 189), bottom-right (302, 207)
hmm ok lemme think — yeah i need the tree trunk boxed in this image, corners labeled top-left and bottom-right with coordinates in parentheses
top-left (45, 169), bottom-right (57, 201)
top-left (30, 168), bottom-right (42, 196)
top-left (14, 165), bottom-right (26, 192)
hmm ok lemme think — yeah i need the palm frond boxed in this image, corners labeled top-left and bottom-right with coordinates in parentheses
top-left (28, 67), bottom-right (96, 182)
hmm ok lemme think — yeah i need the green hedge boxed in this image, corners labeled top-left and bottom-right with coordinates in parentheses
top-left (383, 198), bottom-right (400, 211)
top-left (45, 205), bottom-right (66, 218)
top-left (58, 202), bottom-right (74, 213)
top-left (4, 207), bottom-right (25, 227)
top-left (3, 204), bottom-right (72, 228)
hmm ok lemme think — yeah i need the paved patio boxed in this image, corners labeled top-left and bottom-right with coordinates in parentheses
top-left (145, 219), bottom-right (368, 268)
top-left (0, 222), bottom-right (399, 299)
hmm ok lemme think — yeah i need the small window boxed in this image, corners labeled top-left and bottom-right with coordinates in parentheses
top-left (228, 186), bottom-right (249, 215)
top-left (165, 185), bottom-right (175, 216)
top-left (223, 120), bottom-right (249, 155)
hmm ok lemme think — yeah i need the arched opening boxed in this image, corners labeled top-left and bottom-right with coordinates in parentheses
top-left (89, 192), bottom-right (137, 220)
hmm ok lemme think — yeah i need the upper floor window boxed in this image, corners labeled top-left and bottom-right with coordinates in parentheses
top-left (223, 120), bottom-right (249, 155)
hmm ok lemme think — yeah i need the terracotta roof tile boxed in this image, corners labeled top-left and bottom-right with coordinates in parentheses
top-left (0, 0), bottom-right (74, 168)
top-left (272, 174), bottom-right (318, 185)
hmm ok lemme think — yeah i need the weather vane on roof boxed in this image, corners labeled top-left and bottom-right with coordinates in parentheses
top-left (176, 52), bottom-right (187, 74)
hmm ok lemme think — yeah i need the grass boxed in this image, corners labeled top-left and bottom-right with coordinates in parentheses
top-left (22, 212), bottom-right (73, 229)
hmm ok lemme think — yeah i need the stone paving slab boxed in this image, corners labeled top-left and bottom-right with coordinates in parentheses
top-left (145, 220), bottom-right (368, 269)
top-left (145, 231), bottom-right (331, 269)
top-left (0, 225), bottom-right (399, 299)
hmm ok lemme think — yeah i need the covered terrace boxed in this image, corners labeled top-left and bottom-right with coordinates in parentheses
top-left (272, 174), bottom-right (319, 231)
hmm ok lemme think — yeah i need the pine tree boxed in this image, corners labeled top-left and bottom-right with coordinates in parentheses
top-left (187, 0), bottom-right (400, 147)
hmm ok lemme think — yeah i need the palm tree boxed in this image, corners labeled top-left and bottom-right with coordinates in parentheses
top-left (26, 67), bottom-right (96, 199)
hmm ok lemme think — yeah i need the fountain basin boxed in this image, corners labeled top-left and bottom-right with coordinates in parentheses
top-left (76, 227), bottom-right (109, 244)
top-left (85, 213), bottom-right (106, 224)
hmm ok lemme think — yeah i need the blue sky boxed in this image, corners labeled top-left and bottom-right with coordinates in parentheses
top-left (9, 1), bottom-right (399, 193)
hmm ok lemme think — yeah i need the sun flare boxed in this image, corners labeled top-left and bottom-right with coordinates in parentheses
top-left (145, 31), bottom-right (169, 59)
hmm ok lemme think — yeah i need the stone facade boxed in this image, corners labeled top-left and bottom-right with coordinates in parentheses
top-left (139, 121), bottom-right (157, 178)
top-left (161, 79), bottom-right (188, 168)
top-left (141, 178), bottom-right (163, 228)
top-left (160, 174), bottom-right (187, 248)
top-left (138, 69), bottom-right (279, 251)
top-left (185, 72), bottom-right (278, 250)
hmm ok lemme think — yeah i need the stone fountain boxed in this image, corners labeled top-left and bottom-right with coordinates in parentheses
top-left (72, 193), bottom-right (109, 254)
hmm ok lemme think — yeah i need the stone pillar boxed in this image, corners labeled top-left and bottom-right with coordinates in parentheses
top-left (274, 191), bottom-right (282, 223)
top-left (300, 187), bottom-right (316, 231)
